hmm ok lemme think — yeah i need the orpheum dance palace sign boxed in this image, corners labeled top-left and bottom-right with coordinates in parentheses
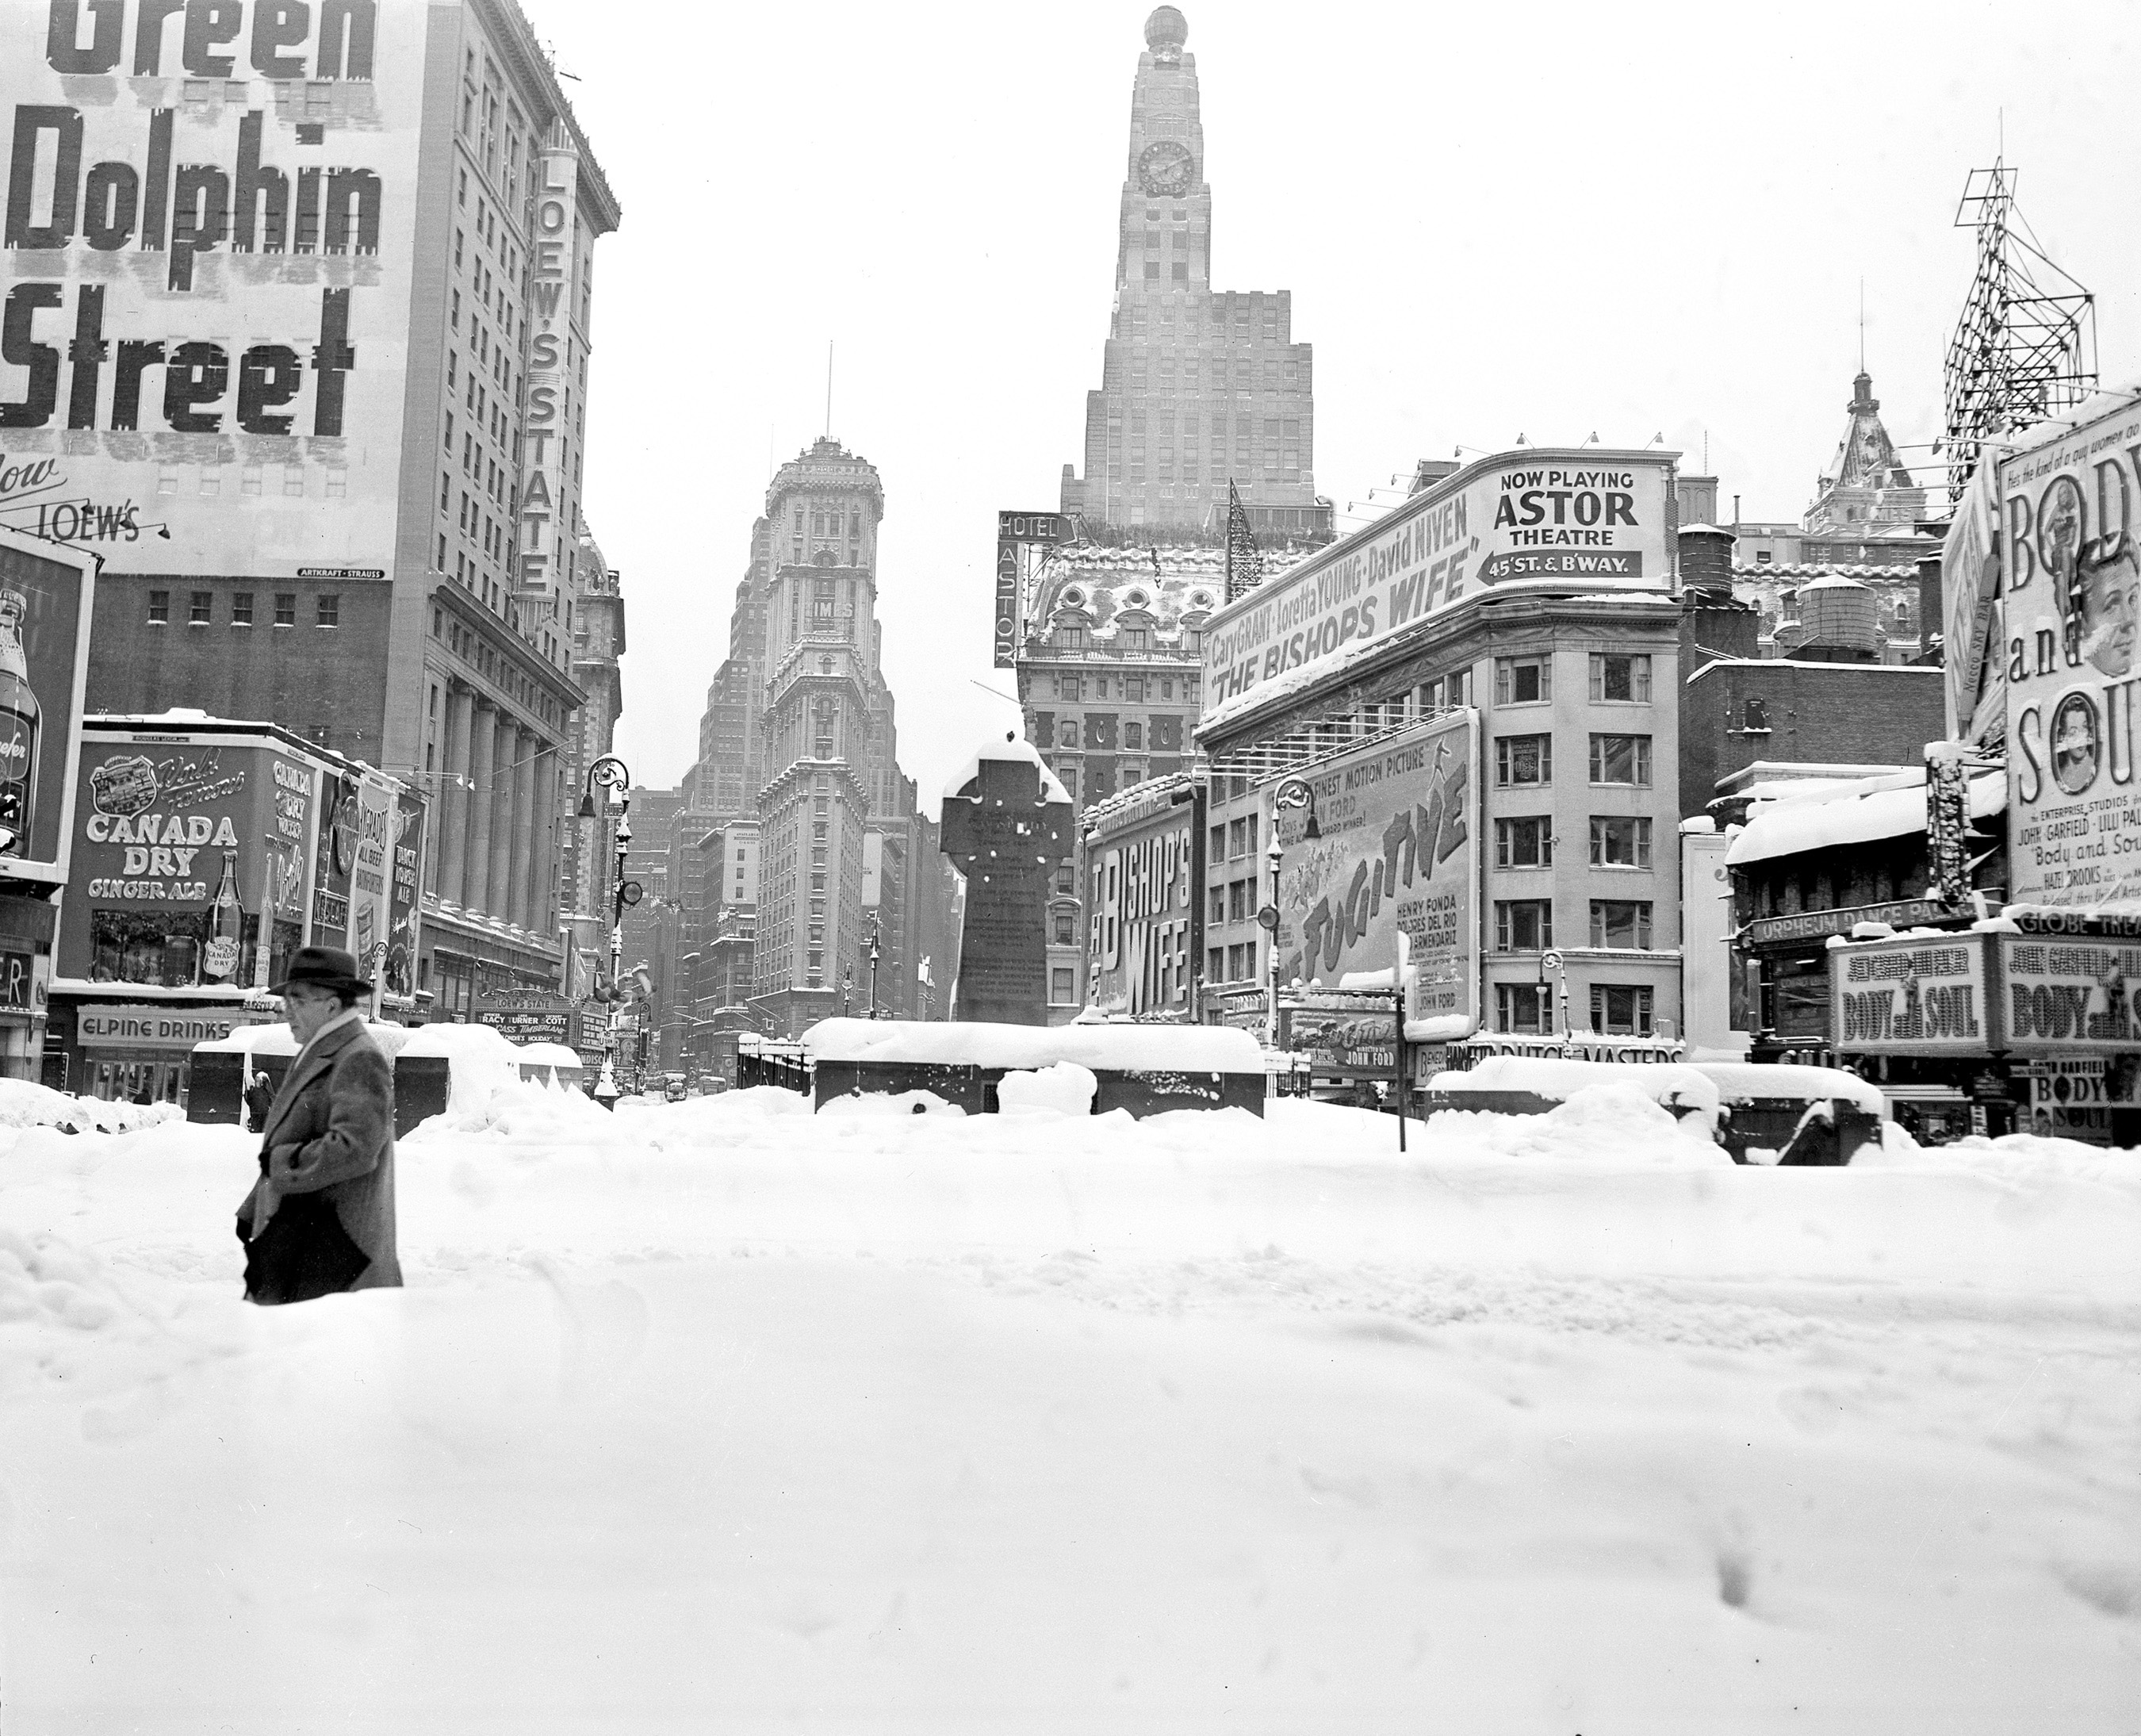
top-left (1202, 448), bottom-right (1676, 710)
top-left (0, 1), bottom-right (416, 575)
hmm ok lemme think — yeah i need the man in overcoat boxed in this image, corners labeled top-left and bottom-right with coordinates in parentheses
top-left (236, 946), bottom-right (402, 1302)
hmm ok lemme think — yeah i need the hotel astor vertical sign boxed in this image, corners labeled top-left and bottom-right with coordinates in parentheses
top-left (994, 511), bottom-right (1074, 668)
top-left (1, 0), bottom-right (419, 573)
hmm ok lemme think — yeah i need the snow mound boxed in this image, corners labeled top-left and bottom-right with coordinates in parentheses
top-left (0, 1228), bottom-right (132, 1333)
top-left (1855, 1121), bottom-right (2141, 1181)
top-left (0, 1079), bottom-right (182, 1134)
top-left (818, 1090), bottom-right (967, 1118)
top-left (998, 1063), bottom-right (1097, 1117)
top-left (1431, 1084), bottom-right (1733, 1167)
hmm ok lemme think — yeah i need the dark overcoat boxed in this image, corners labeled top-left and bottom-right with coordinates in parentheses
top-left (239, 1017), bottom-right (402, 1290)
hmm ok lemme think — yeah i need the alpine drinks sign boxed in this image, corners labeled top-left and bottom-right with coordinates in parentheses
top-left (2001, 390), bottom-right (2141, 911)
top-left (1202, 449), bottom-right (1676, 713)
top-left (2, 0), bottom-right (419, 575)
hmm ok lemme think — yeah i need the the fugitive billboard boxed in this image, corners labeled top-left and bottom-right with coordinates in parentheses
top-left (0, 0), bottom-right (422, 575)
top-left (1269, 711), bottom-right (1478, 1039)
top-left (2001, 389), bottom-right (2141, 912)
top-left (1202, 448), bottom-right (1676, 715)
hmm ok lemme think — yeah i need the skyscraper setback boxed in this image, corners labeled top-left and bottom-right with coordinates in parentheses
top-left (1059, 8), bottom-right (1326, 539)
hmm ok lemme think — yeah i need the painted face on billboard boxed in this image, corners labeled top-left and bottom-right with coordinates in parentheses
top-left (2077, 533), bottom-right (2141, 679)
top-left (2043, 474), bottom-right (2087, 623)
top-left (2051, 690), bottom-right (2101, 795)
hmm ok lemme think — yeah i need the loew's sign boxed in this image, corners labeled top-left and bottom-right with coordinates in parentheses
top-left (2, 0), bottom-right (419, 576)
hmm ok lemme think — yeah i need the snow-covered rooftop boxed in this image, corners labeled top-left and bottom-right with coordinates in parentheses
top-left (1725, 768), bottom-right (2004, 867)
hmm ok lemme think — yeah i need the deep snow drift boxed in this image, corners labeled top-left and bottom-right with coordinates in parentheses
top-left (2, 1079), bottom-right (2135, 1733)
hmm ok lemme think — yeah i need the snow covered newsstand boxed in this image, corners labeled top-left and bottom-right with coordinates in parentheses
top-left (802, 1017), bottom-right (1266, 1116)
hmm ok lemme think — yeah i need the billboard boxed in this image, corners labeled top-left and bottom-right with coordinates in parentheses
top-left (1832, 934), bottom-right (1991, 1055)
top-left (63, 730), bottom-right (318, 988)
top-left (1269, 711), bottom-right (1478, 1040)
top-left (2001, 390), bottom-right (2141, 911)
top-left (1997, 933), bottom-right (2141, 1054)
top-left (0, 528), bottom-right (94, 886)
top-left (0, 0), bottom-right (422, 576)
top-left (1942, 451), bottom-right (2006, 748)
top-left (385, 788), bottom-right (424, 1000)
top-left (1203, 450), bottom-right (1676, 714)
top-left (1086, 777), bottom-right (1197, 1018)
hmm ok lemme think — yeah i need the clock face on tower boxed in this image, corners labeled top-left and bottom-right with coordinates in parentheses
top-left (1138, 139), bottom-right (1194, 197)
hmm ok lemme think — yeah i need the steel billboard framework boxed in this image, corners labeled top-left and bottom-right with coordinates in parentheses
top-left (1941, 159), bottom-right (2098, 504)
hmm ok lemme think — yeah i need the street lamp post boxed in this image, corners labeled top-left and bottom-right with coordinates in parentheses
top-left (841, 964), bottom-right (852, 1017)
top-left (867, 916), bottom-right (882, 1018)
top-left (1266, 777), bottom-right (1319, 1049)
top-left (578, 753), bottom-right (631, 1106)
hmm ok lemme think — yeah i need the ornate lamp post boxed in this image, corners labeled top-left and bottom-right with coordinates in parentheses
top-left (866, 915), bottom-right (883, 1018)
top-left (1266, 776), bottom-right (1319, 1048)
top-left (841, 964), bottom-right (852, 1017)
top-left (577, 754), bottom-right (631, 1106)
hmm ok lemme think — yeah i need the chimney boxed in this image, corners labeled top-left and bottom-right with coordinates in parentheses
top-left (1678, 524), bottom-right (1734, 599)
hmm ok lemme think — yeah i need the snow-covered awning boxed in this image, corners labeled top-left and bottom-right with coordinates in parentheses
top-left (1725, 770), bottom-right (2005, 868)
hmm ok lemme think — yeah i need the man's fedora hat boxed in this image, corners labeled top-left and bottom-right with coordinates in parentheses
top-left (270, 945), bottom-right (372, 997)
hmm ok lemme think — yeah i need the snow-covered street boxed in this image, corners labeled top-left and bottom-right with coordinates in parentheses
top-left (3, 1084), bottom-right (2136, 1732)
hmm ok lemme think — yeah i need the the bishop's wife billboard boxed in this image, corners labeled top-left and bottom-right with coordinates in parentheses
top-left (1, 0), bottom-right (419, 576)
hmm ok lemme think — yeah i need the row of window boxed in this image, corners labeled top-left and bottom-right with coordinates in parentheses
top-left (1056, 718), bottom-right (1183, 752)
top-left (1207, 940), bottom-right (1261, 986)
top-left (1493, 900), bottom-right (1653, 952)
top-left (1493, 653), bottom-right (1653, 706)
top-left (147, 589), bottom-right (330, 627)
top-left (1210, 814), bottom-right (1260, 862)
top-left (1497, 983), bottom-right (1655, 1037)
top-left (1496, 734), bottom-right (1653, 788)
top-left (1494, 816), bottom-right (1654, 869)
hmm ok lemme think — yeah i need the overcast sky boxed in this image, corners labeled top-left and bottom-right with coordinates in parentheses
top-left (524, 0), bottom-right (2139, 814)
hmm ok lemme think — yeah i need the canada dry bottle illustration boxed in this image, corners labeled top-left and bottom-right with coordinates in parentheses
top-left (205, 849), bottom-right (243, 982)
top-left (0, 590), bottom-right (40, 857)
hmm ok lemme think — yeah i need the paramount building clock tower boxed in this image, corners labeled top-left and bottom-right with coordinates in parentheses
top-left (1060, 8), bottom-right (1324, 539)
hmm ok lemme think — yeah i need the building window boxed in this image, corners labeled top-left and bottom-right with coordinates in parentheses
top-left (232, 592), bottom-right (254, 627)
top-left (1589, 900), bottom-right (1653, 949)
top-left (1057, 674), bottom-right (1082, 701)
top-left (1494, 899), bottom-right (1553, 951)
top-left (1051, 968), bottom-right (1076, 1004)
top-left (274, 593), bottom-right (296, 627)
top-left (1590, 816), bottom-right (1653, 868)
top-left (1496, 982), bottom-right (1549, 1034)
top-left (1591, 984), bottom-right (1654, 1037)
top-left (1208, 886), bottom-right (1224, 925)
top-left (1058, 720), bottom-right (1078, 749)
top-left (1494, 654), bottom-right (1551, 705)
top-left (1208, 947), bottom-right (1225, 983)
top-left (1054, 913), bottom-right (1074, 945)
top-left (1124, 722), bottom-right (1143, 751)
top-left (189, 590), bottom-right (212, 625)
top-left (316, 594), bottom-right (339, 627)
top-left (1589, 734), bottom-right (1652, 786)
top-left (1589, 653), bottom-right (1653, 703)
top-left (1495, 816), bottom-right (1552, 868)
top-left (147, 590), bottom-right (169, 624)
top-left (1496, 734), bottom-right (1551, 787)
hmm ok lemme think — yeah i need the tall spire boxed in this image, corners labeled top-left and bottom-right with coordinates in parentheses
top-left (1805, 362), bottom-right (1925, 533)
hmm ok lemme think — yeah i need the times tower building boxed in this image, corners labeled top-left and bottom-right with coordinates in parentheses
top-left (1059, 8), bottom-right (1323, 538)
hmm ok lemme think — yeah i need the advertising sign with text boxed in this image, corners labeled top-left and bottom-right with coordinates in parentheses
top-left (1832, 934), bottom-right (1992, 1055)
top-left (1270, 711), bottom-right (1478, 1040)
top-left (0, 531), bottom-right (94, 887)
top-left (1996, 933), bottom-right (2141, 1054)
top-left (1202, 450), bottom-right (1675, 715)
top-left (1087, 781), bottom-right (1197, 1019)
top-left (517, 130), bottom-right (578, 598)
top-left (2, 0), bottom-right (423, 575)
top-left (2001, 391), bottom-right (2141, 912)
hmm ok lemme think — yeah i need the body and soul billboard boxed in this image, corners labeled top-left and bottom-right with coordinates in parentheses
top-left (2001, 389), bottom-right (2141, 912)
top-left (1201, 448), bottom-right (1676, 716)
top-left (1, 0), bottom-right (421, 577)
top-left (1269, 711), bottom-right (1479, 1040)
